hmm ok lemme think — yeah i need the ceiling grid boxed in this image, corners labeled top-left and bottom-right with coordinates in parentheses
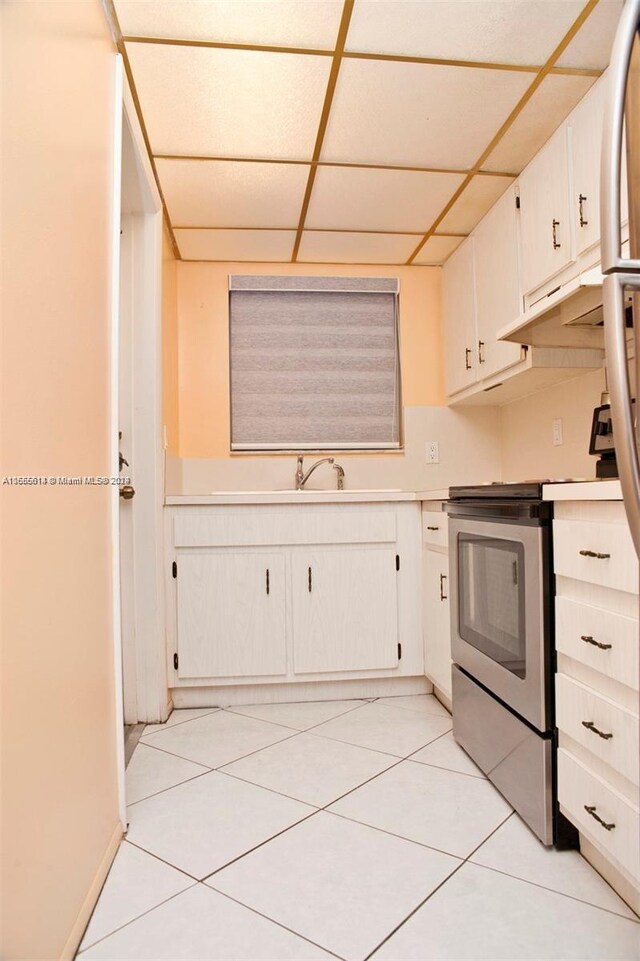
top-left (108, 0), bottom-right (622, 265)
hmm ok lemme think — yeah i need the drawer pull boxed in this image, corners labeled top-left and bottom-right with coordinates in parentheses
top-left (584, 805), bottom-right (615, 831)
top-left (581, 720), bottom-right (613, 740)
top-left (581, 634), bottom-right (612, 651)
top-left (266, 568), bottom-right (270, 595)
top-left (426, 525), bottom-right (440, 531)
top-left (579, 549), bottom-right (611, 559)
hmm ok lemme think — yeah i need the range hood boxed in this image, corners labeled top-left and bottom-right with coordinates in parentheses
top-left (497, 266), bottom-right (608, 348)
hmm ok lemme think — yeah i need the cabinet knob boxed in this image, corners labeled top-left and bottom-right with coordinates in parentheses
top-left (119, 484), bottom-right (135, 500)
top-left (552, 218), bottom-right (561, 249)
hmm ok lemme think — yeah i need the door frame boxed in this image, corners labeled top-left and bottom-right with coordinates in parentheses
top-left (109, 54), bottom-right (169, 821)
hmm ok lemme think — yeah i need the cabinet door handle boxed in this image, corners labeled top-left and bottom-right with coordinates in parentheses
top-left (582, 720), bottom-right (614, 740)
top-left (478, 340), bottom-right (485, 364)
top-left (584, 805), bottom-right (615, 831)
top-left (579, 549), bottom-right (611, 559)
top-left (439, 573), bottom-right (448, 600)
top-left (308, 566), bottom-right (312, 593)
top-left (426, 525), bottom-right (440, 531)
top-left (552, 218), bottom-right (561, 249)
top-left (581, 634), bottom-right (612, 650)
top-left (578, 193), bottom-right (589, 227)
top-left (266, 568), bottom-right (270, 595)
top-left (465, 347), bottom-right (472, 370)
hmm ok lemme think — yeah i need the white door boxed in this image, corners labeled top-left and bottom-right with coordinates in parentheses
top-left (473, 186), bottom-right (523, 379)
top-left (176, 552), bottom-right (287, 678)
top-left (570, 78), bottom-right (606, 257)
top-left (519, 125), bottom-right (574, 295)
top-left (292, 549), bottom-right (399, 673)
top-left (442, 238), bottom-right (477, 395)
top-left (423, 550), bottom-right (452, 699)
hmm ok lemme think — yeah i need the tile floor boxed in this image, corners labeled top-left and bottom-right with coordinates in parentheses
top-left (77, 696), bottom-right (640, 960)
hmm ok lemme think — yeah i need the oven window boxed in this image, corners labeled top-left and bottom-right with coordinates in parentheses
top-left (457, 534), bottom-right (526, 678)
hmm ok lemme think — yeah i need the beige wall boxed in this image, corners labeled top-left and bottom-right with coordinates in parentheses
top-left (500, 367), bottom-right (605, 481)
top-left (170, 261), bottom-right (505, 494)
top-left (176, 261), bottom-right (445, 459)
top-left (2, 4), bottom-right (122, 959)
top-left (162, 228), bottom-right (180, 456)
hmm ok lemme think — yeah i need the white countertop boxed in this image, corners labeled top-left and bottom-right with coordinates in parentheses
top-left (543, 479), bottom-right (622, 501)
top-left (165, 488), bottom-right (450, 506)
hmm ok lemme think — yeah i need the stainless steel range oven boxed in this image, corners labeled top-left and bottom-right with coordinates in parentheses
top-left (446, 483), bottom-right (576, 848)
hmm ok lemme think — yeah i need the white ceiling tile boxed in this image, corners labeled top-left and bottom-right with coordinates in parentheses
top-left (115, 0), bottom-right (343, 48)
top-left (297, 231), bottom-right (416, 264)
top-left (412, 235), bottom-right (465, 265)
top-left (322, 59), bottom-right (531, 168)
top-left (175, 229), bottom-right (295, 261)
top-left (345, 1), bottom-right (585, 65)
top-left (482, 74), bottom-right (596, 174)
top-left (437, 176), bottom-right (514, 234)
top-left (156, 159), bottom-right (309, 227)
top-left (556, 0), bottom-right (623, 70)
top-left (125, 42), bottom-right (330, 158)
top-left (305, 166), bottom-right (464, 232)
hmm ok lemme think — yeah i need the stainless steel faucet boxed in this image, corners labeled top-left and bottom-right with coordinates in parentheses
top-left (295, 455), bottom-right (345, 490)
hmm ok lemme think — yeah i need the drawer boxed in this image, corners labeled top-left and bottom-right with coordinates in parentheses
top-left (558, 748), bottom-right (640, 880)
top-left (422, 509), bottom-right (448, 549)
top-left (553, 518), bottom-right (638, 594)
top-left (555, 596), bottom-right (639, 691)
top-left (556, 674), bottom-right (639, 784)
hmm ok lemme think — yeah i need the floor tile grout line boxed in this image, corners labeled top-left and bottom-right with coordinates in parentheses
top-left (140, 707), bottom-right (221, 737)
top-left (126, 767), bottom-right (214, 808)
top-left (131, 738), bottom-right (218, 767)
top-left (76, 880), bottom-right (199, 955)
top-left (124, 838), bottom-right (203, 881)
top-left (467, 858), bottom-right (640, 924)
top-left (405, 756), bottom-right (487, 780)
top-left (206, 885), bottom-right (348, 961)
top-left (216, 766), bottom-right (324, 809)
top-left (362, 810), bottom-right (515, 961)
top-left (199, 808), bottom-right (321, 882)
top-left (222, 698), bottom-right (372, 733)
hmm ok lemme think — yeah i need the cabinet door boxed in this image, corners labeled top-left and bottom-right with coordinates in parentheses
top-left (519, 125), bottom-right (573, 295)
top-left (292, 549), bottom-right (399, 674)
top-left (176, 551), bottom-right (286, 678)
top-left (442, 238), bottom-right (477, 395)
top-left (423, 550), bottom-right (451, 699)
top-left (570, 79), bottom-right (605, 257)
top-left (473, 185), bottom-right (523, 379)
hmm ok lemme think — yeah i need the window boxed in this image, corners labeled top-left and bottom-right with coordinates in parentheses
top-left (229, 275), bottom-right (401, 451)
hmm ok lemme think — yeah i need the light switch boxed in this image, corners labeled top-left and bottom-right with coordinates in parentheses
top-left (552, 418), bottom-right (563, 447)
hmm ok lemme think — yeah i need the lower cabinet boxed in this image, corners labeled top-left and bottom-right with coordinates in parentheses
top-left (292, 548), bottom-right (399, 674)
top-left (167, 502), bottom-right (422, 688)
top-left (423, 549), bottom-right (452, 700)
top-left (176, 551), bottom-right (287, 679)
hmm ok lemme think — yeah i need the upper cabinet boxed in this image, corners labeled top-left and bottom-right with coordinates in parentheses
top-left (442, 237), bottom-right (477, 396)
top-left (519, 124), bottom-right (573, 296)
top-left (473, 186), bottom-right (523, 379)
top-left (570, 77), bottom-right (605, 258)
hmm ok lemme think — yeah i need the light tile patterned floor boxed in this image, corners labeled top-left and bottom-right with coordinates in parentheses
top-left (77, 696), bottom-right (639, 961)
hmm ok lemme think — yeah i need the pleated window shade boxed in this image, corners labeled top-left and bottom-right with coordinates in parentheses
top-left (229, 276), bottom-right (401, 451)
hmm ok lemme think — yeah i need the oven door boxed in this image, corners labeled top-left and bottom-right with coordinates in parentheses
top-left (449, 515), bottom-right (551, 733)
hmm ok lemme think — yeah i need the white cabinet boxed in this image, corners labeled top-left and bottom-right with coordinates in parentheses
top-left (442, 238), bottom-right (477, 395)
top-left (292, 549), bottom-right (398, 674)
top-left (519, 125), bottom-right (573, 296)
top-left (473, 186), bottom-right (523, 379)
top-left (570, 78), bottom-right (605, 257)
top-left (176, 552), bottom-right (286, 679)
top-left (423, 549), bottom-right (451, 701)
top-left (421, 502), bottom-right (452, 703)
top-left (167, 502), bottom-right (423, 692)
top-left (552, 497), bottom-right (640, 912)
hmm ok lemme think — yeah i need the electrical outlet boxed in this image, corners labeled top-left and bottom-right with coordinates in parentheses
top-left (426, 441), bottom-right (440, 464)
top-left (552, 418), bottom-right (563, 447)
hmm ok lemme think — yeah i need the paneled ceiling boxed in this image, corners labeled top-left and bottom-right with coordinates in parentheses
top-left (110, 0), bottom-right (623, 265)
